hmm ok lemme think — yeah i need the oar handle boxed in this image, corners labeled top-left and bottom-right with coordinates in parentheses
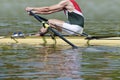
top-left (29, 11), bottom-right (43, 23)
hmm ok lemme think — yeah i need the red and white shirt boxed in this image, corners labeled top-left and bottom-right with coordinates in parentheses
top-left (64, 0), bottom-right (84, 27)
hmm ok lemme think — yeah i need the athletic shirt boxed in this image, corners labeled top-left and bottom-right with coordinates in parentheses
top-left (64, 0), bottom-right (84, 27)
top-left (70, 0), bottom-right (82, 13)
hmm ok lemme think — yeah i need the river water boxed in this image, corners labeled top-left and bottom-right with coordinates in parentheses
top-left (0, 45), bottom-right (120, 80)
top-left (0, 0), bottom-right (120, 80)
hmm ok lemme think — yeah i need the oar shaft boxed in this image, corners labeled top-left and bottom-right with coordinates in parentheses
top-left (48, 27), bottom-right (78, 48)
top-left (29, 11), bottom-right (78, 49)
top-left (29, 11), bottom-right (42, 23)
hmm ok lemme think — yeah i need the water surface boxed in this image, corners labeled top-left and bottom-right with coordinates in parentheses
top-left (0, 45), bottom-right (120, 80)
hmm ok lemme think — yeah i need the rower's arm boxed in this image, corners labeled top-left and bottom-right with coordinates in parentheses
top-left (29, 0), bottom-right (68, 14)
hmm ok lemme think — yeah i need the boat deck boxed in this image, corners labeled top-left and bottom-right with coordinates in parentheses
top-left (0, 36), bottom-right (120, 47)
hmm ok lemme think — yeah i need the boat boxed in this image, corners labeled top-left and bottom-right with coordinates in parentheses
top-left (0, 36), bottom-right (120, 47)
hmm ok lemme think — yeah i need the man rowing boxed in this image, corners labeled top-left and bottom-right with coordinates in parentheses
top-left (26, 0), bottom-right (84, 36)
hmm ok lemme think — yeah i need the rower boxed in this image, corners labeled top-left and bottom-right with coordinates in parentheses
top-left (26, 0), bottom-right (84, 36)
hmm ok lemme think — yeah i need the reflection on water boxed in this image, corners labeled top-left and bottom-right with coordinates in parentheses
top-left (0, 45), bottom-right (120, 80)
top-left (0, 44), bottom-right (82, 80)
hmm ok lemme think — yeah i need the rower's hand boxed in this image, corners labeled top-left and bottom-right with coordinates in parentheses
top-left (26, 7), bottom-right (33, 12)
top-left (25, 7), bottom-right (37, 15)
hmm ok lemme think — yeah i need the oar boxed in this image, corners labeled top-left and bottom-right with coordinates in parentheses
top-left (28, 11), bottom-right (78, 49)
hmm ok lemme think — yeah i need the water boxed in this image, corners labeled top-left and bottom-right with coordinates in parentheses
top-left (0, 0), bottom-right (120, 80)
top-left (0, 45), bottom-right (120, 80)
